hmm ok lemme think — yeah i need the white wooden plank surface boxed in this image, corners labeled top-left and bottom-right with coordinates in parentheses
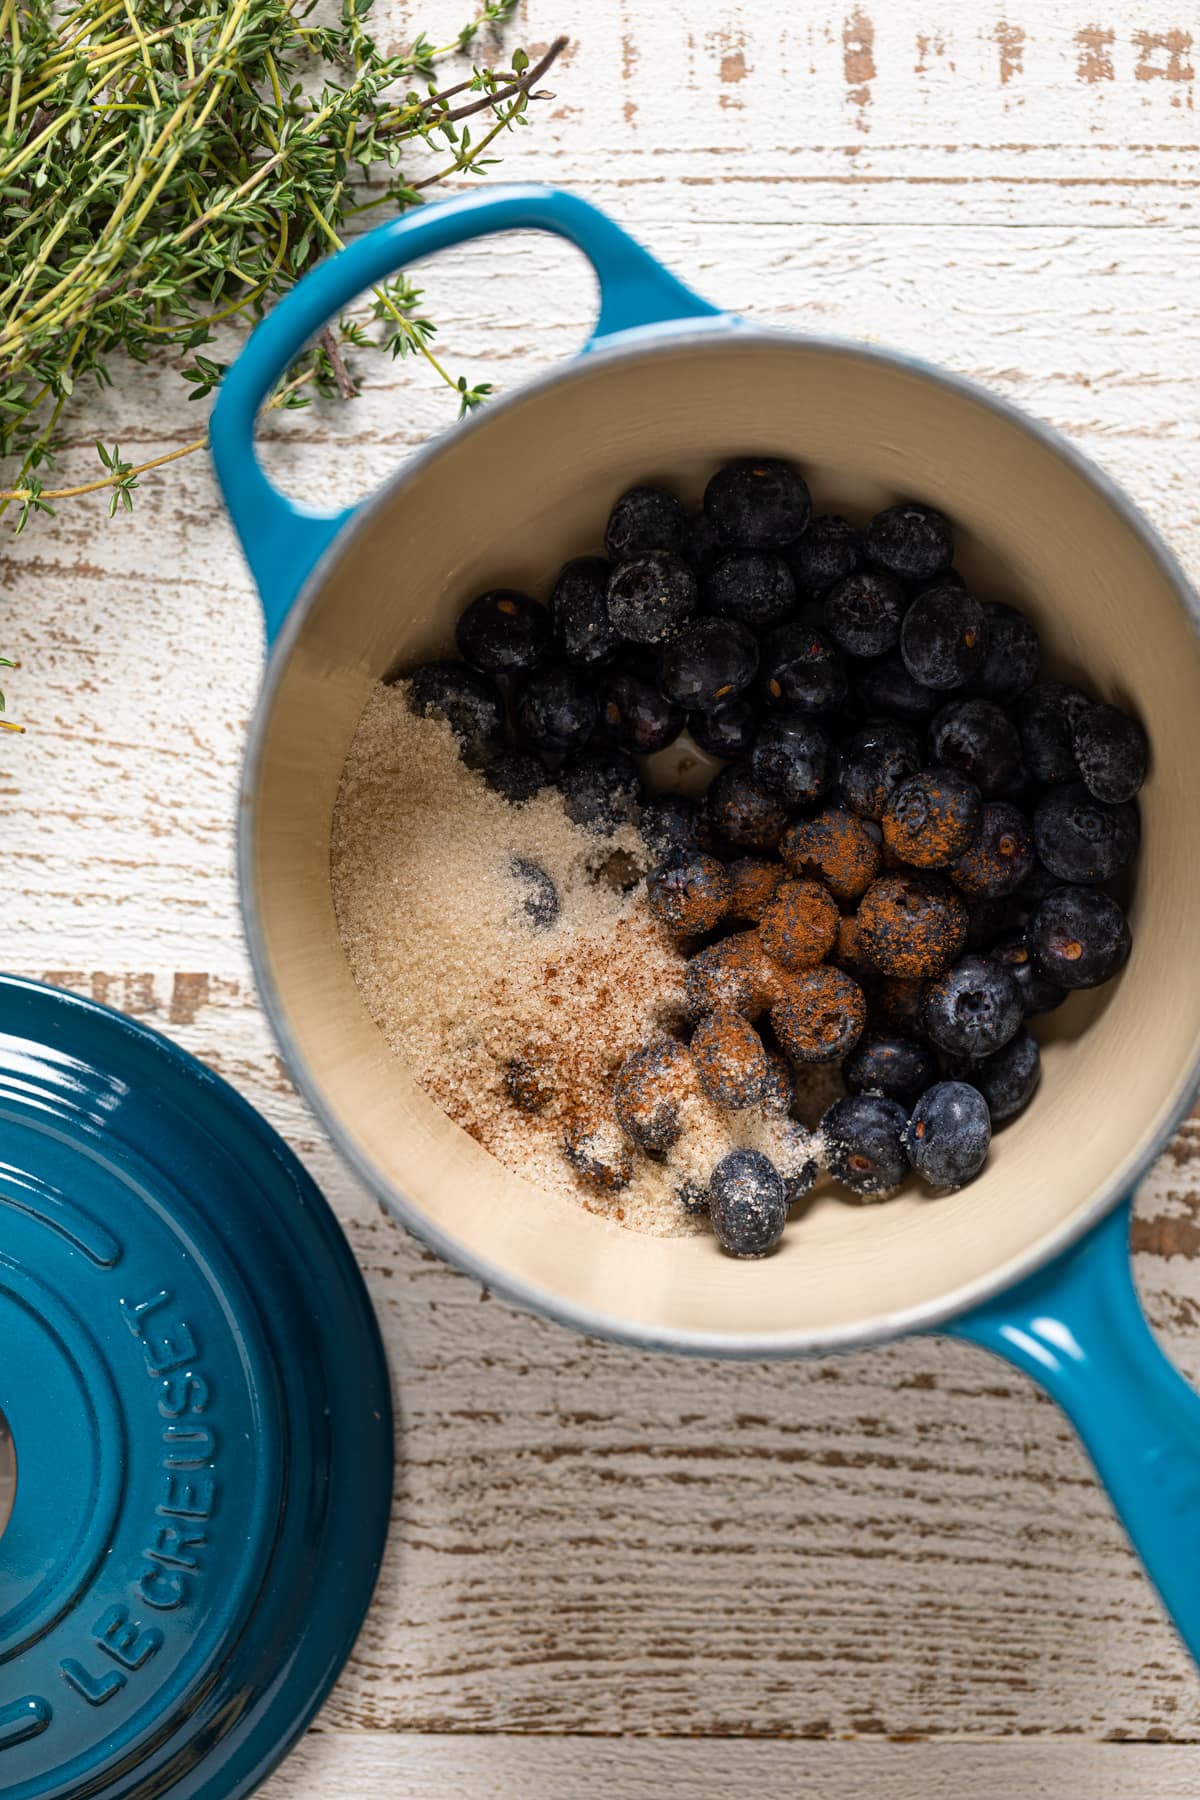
top-left (6, 0), bottom-right (1200, 1790)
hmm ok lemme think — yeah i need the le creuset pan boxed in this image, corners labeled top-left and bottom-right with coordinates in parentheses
top-left (210, 185), bottom-right (1200, 1659)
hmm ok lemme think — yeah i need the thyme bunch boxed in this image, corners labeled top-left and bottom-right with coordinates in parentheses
top-left (0, 1), bottom-right (566, 533)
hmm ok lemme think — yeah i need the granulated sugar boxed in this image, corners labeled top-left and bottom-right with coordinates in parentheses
top-left (330, 681), bottom-right (819, 1237)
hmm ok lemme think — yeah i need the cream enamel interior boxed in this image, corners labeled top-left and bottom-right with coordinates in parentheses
top-left (243, 334), bottom-right (1200, 1350)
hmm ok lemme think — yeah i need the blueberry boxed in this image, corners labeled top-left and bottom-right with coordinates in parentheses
top-left (684, 930), bottom-right (778, 1019)
top-left (760, 623), bottom-right (849, 714)
top-left (483, 749), bottom-right (550, 805)
top-left (657, 616), bottom-right (760, 710)
top-left (515, 665), bottom-right (598, 753)
top-left (787, 514), bottom-right (863, 593)
top-left (646, 852), bottom-right (732, 935)
top-left (613, 1037), bottom-right (696, 1153)
top-left (704, 457), bottom-right (811, 550)
top-left (771, 965), bottom-right (867, 1063)
top-left (640, 792), bottom-right (702, 861)
top-left (1073, 703), bottom-right (1147, 805)
top-left (864, 502), bottom-right (954, 582)
top-left (1032, 782), bottom-right (1139, 884)
top-left (1018, 682), bottom-right (1091, 783)
top-left (749, 712), bottom-right (836, 809)
top-left (508, 855), bottom-right (560, 931)
top-left (704, 550), bottom-right (796, 630)
top-left (759, 879), bottom-right (840, 970)
top-left (760, 1048), bottom-right (795, 1117)
top-left (950, 801), bottom-right (1034, 898)
top-left (551, 557), bottom-right (621, 669)
top-left (856, 874), bottom-right (968, 979)
top-left (676, 1180), bottom-right (710, 1216)
top-left (1027, 885), bottom-right (1131, 989)
top-left (966, 1028), bottom-right (1040, 1125)
top-left (690, 696), bottom-right (760, 758)
top-left (856, 652), bottom-right (939, 723)
top-left (929, 699), bottom-right (1023, 796)
top-left (681, 510), bottom-right (723, 576)
top-left (963, 893), bottom-right (1013, 951)
top-left (844, 1033), bottom-right (937, 1103)
top-left (605, 484), bottom-right (686, 561)
top-left (691, 1008), bottom-right (769, 1109)
top-left (988, 931), bottom-right (1067, 1017)
top-left (780, 806), bottom-right (880, 902)
top-left (456, 588), bottom-right (551, 676)
top-left (900, 584), bottom-right (988, 690)
top-left (822, 1093), bottom-right (910, 1196)
top-left (558, 749), bottom-right (642, 835)
top-left (776, 1121), bottom-right (821, 1205)
top-left (905, 1081), bottom-right (992, 1188)
top-left (563, 1118), bottom-right (633, 1191)
top-left (823, 569), bottom-right (906, 658)
top-left (606, 553), bottom-right (699, 646)
top-left (505, 1056), bottom-right (555, 1114)
top-left (922, 955), bottom-right (1023, 1058)
top-left (1012, 859), bottom-right (1065, 916)
top-left (705, 764), bottom-right (789, 852)
top-left (882, 768), bottom-right (982, 869)
top-left (975, 601), bottom-right (1040, 702)
top-left (838, 719), bottom-right (922, 819)
top-left (595, 665), bottom-right (685, 755)
top-left (708, 1148), bottom-right (789, 1257)
top-left (406, 660), bottom-right (505, 765)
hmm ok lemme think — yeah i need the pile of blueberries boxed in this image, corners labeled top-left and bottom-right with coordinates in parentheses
top-left (407, 456), bottom-right (1146, 1258)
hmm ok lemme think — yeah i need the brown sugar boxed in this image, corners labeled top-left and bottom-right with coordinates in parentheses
top-left (856, 874), bottom-right (968, 979)
top-left (759, 879), bottom-right (840, 970)
top-left (781, 808), bottom-right (881, 902)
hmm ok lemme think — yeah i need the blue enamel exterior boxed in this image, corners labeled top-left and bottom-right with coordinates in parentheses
top-left (0, 976), bottom-right (392, 1799)
top-left (209, 184), bottom-right (1200, 1666)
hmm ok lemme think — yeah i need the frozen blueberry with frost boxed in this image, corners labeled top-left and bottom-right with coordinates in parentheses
top-left (563, 1117), bottom-right (634, 1191)
top-left (515, 665), bottom-right (597, 753)
top-left (856, 652), bottom-right (939, 723)
top-left (987, 931), bottom-right (1067, 1017)
top-left (682, 510), bottom-right (723, 577)
top-left (864, 502), bottom-right (954, 583)
top-left (483, 750), bottom-right (551, 806)
top-left (598, 665), bottom-right (686, 755)
top-left (1072, 703), bottom-right (1147, 805)
top-left (949, 801), bottom-right (1034, 899)
top-left (843, 1033), bottom-right (937, 1103)
top-left (787, 514), bottom-right (863, 593)
top-left (975, 601), bottom-right (1040, 703)
top-left (823, 569), bottom-right (906, 658)
top-left (704, 458), bottom-right (811, 550)
top-left (1027, 885), bottom-right (1131, 989)
top-left (551, 557), bottom-right (621, 669)
top-left (929, 699), bottom-right (1023, 797)
top-left (882, 768), bottom-right (982, 869)
top-left (406, 661), bottom-right (504, 765)
top-left (822, 1093), bottom-right (910, 1197)
top-left (646, 852), bottom-right (732, 935)
top-left (1018, 682), bottom-right (1091, 784)
top-left (508, 856), bottom-right (560, 932)
top-left (749, 712), bottom-right (835, 808)
top-left (456, 588), bottom-right (551, 676)
top-left (558, 749), bottom-right (642, 835)
top-left (965, 1028), bottom-right (1040, 1125)
top-left (899, 584), bottom-right (988, 690)
top-left (604, 484), bottom-right (686, 562)
top-left (838, 719), bottom-right (922, 820)
top-left (760, 623), bottom-right (849, 714)
top-left (691, 1008), bottom-right (770, 1109)
top-left (606, 552), bottom-right (698, 646)
top-left (922, 954), bottom-right (1023, 1059)
top-left (613, 1038), bottom-right (697, 1154)
top-left (640, 793), bottom-right (702, 861)
top-left (905, 1081), bottom-right (992, 1188)
top-left (708, 1148), bottom-right (789, 1257)
top-left (1032, 783), bottom-right (1139, 884)
top-left (658, 616), bottom-right (760, 711)
top-left (705, 550), bottom-right (796, 630)
top-left (705, 764), bottom-right (789, 853)
top-left (690, 696), bottom-right (760, 758)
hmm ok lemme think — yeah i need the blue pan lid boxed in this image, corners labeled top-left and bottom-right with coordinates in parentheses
top-left (0, 975), bottom-right (393, 1800)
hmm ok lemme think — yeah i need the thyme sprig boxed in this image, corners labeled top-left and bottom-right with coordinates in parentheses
top-left (0, 2), bottom-right (566, 533)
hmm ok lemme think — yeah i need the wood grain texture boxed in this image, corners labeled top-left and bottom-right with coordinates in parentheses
top-left (7, 0), bottom-right (1200, 1788)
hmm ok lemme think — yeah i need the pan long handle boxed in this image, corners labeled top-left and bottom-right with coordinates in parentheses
top-left (948, 1196), bottom-right (1200, 1666)
top-left (209, 184), bottom-right (725, 644)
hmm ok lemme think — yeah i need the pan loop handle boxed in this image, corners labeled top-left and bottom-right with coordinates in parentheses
top-left (210, 184), bottom-right (725, 643)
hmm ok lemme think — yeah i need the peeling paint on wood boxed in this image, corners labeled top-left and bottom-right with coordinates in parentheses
top-left (7, 0), bottom-right (1200, 1788)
